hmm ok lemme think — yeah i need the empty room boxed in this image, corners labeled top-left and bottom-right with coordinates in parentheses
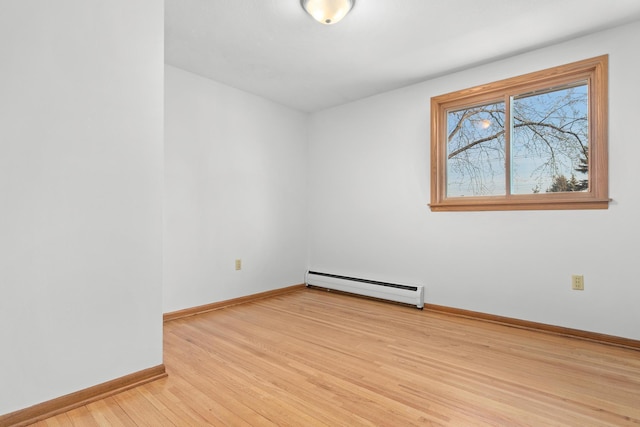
top-left (2, 0), bottom-right (640, 425)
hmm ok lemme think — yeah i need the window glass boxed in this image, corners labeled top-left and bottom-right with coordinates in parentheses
top-left (511, 83), bottom-right (588, 195)
top-left (447, 101), bottom-right (506, 197)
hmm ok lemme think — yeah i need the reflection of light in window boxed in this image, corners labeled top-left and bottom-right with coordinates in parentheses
top-left (472, 119), bottom-right (492, 129)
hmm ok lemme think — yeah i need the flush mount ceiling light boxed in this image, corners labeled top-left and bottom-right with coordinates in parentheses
top-left (300, 0), bottom-right (355, 25)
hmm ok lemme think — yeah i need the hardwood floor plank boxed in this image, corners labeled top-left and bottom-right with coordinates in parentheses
top-left (57, 405), bottom-right (99, 427)
top-left (83, 398), bottom-right (135, 427)
top-left (29, 288), bottom-right (640, 426)
top-left (28, 413), bottom-right (71, 427)
top-left (110, 388), bottom-right (175, 426)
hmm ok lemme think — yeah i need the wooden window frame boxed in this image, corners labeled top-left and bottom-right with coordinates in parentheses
top-left (430, 55), bottom-right (609, 212)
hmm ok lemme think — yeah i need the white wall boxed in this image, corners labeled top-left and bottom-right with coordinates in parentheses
top-left (0, 1), bottom-right (164, 415)
top-left (163, 66), bottom-right (308, 313)
top-left (308, 21), bottom-right (640, 340)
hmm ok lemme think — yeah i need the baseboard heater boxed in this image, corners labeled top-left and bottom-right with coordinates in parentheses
top-left (305, 271), bottom-right (424, 309)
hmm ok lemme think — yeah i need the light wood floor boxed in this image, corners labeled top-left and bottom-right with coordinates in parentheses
top-left (32, 288), bottom-right (640, 426)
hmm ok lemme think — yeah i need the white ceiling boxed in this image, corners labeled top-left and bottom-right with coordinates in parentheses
top-left (165, 0), bottom-right (640, 112)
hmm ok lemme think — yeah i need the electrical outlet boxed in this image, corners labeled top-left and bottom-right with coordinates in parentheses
top-left (235, 259), bottom-right (242, 271)
top-left (571, 275), bottom-right (584, 290)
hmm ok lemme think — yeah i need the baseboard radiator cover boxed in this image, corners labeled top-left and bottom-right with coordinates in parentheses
top-left (305, 271), bottom-right (424, 309)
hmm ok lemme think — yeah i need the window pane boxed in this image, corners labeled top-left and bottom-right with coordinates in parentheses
top-left (511, 83), bottom-right (589, 195)
top-left (446, 102), bottom-right (506, 197)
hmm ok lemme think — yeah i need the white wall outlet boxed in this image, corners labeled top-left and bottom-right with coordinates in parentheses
top-left (235, 259), bottom-right (242, 271)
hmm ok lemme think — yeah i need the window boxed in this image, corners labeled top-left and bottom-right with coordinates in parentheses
top-left (430, 55), bottom-right (608, 211)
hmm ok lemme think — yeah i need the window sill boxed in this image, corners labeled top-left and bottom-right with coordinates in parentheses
top-left (429, 197), bottom-right (610, 212)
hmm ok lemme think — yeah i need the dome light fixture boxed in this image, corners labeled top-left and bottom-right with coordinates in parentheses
top-left (300, 0), bottom-right (355, 25)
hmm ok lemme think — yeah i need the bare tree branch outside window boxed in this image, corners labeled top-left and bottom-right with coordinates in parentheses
top-left (446, 83), bottom-right (588, 197)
